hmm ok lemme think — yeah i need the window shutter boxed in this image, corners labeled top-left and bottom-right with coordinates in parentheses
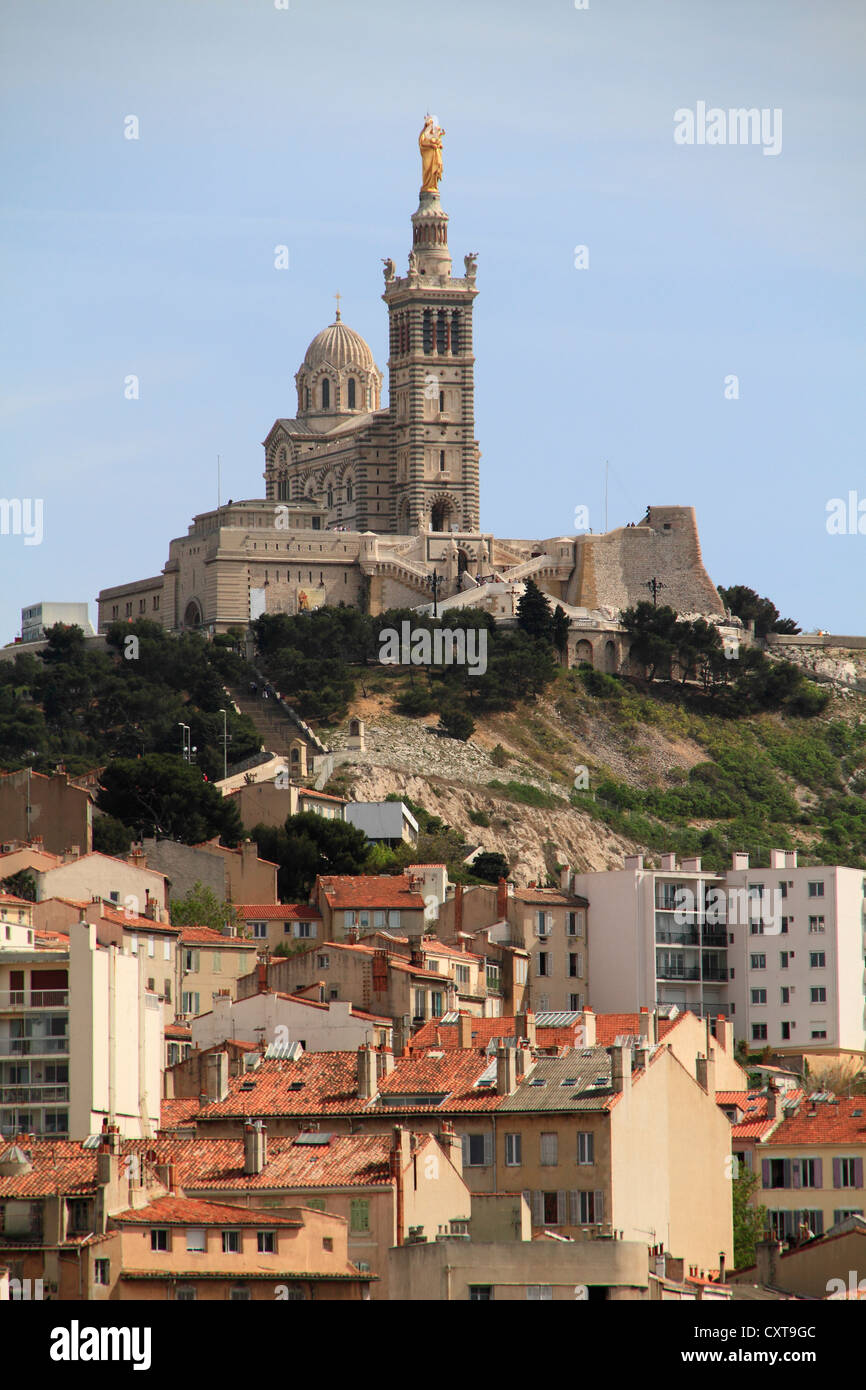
top-left (783, 1159), bottom-right (792, 1189)
top-left (832, 1157), bottom-right (842, 1189)
top-left (461, 1135), bottom-right (470, 1167)
top-left (483, 1132), bottom-right (494, 1167)
top-left (813, 1210), bottom-right (825, 1236)
top-left (545, 912), bottom-right (554, 934)
top-left (814, 1157), bottom-right (823, 1189)
top-left (569, 1191), bottom-right (580, 1225)
top-left (556, 1191), bottom-right (568, 1225)
top-left (593, 1190), bottom-right (604, 1222)
top-left (761, 1160), bottom-right (770, 1187)
top-left (530, 1191), bottom-right (544, 1227)
top-left (791, 1159), bottom-right (801, 1189)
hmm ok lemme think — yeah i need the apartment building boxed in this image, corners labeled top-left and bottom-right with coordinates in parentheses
top-left (236, 903), bottom-right (323, 954)
top-left (92, 1195), bottom-right (370, 1301)
top-left (237, 940), bottom-right (458, 1030)
top-left (313, 873), bottom-right (428, 941)
top-left (0, 845), bottom-right (169, 917)
top-left (726, 850), bottom-right (866, 1061)
top-left (191, 986), bottom-right (393, 1053)
top-left (177, 925), bottom-right (258, 1020)
top-left (141, 836), bottom-right (279, 905)
top-left (224, 781), bottom-right (347, 832)
top-left (572, 854), bottom-right (729, 1020)
top-left (752, 1094), bottom-right (866, 1241)
top-left (358, 931), bottom-right (500, 1017)
top-left (0, 769), bottom-right (94, 856)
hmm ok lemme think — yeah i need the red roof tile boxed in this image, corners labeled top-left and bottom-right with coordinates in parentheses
top-left (236, 904), bottom-right (321, 921)
top-left (110, 1195), bottom-right (303, 1226)
top-left (151, 1133), bottom-right (400, 1191)
top-left (764, 1095), bottom-right (866, 1147)
top-left (179, 924), bottom-right (257, 946)
top-left (160, 1099), bottom-right (202, 1130)
top-left (318, 875), bottom-right (426, 910)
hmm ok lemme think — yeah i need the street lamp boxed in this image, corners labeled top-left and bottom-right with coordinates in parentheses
top-left (218, 709), bottom-right (229, 781)
top-left (426, 568), bottom-right (444, 619)
top-left (178, 723), bottom-right (190, 762)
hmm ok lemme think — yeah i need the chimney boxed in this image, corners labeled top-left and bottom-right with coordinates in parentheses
top-left (681, 856), bottom-right (701, 873)
top-left (732, 851), bottom-right (749, 871)
top-left (624, 853), bottom-right (644, 870)
top-left (457, 1013), bottom-right (473, 1049)
top-left (695, 1052), bottom-right (716, 1100)
top-left (205, 1050), bottom-right (229, 1103)
top-left (579, 1007), bottom-right (596, 1047)
top-left (755, 1237), bottom-right (782, 1287)
top-left (438, 1121), bottom-right (462, 1175)
top-left (516, 1010), bottom-right (536, 1047)
top-left (660, 853), bottom-right (677, 872)
top-left (559, 864), bottom-right (573, 893)
top-left (243, 1120), bottom-right (267, 1176)
top-left (256, 961), bottom-right (269, 995)
top-left (357, 1043), bottom-right (378, 1100)
top-left (766, 1081), bottom-right (779, 1120)
top-left (715, 1015), bottom-right (733, 1054)
top-left (63, 845), bottom-right (80, 863)
top-left (454, 883), bottom-right (463, 933)
top-left (609, 1044), bottom-right (632, 1095)
top-left (769, 849), bottom-right (786, 869)
top-left (638, 1007), bottom-right (656, 1046)
top-left (377, 1043), bottom-right (395, 1078)
top-left (635, 1044), bottom-right (649, 1072)
top-left (496, 1044), bottom-right (518, 1096)
top-left (785, 850), bottom-right (798, 869)
top-left (496, 877), bottom-right (508, 920)
top-left (96, 1123), bottom-right (121, 1186)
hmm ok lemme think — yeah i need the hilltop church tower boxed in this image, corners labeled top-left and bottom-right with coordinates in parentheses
top-left (382, 116), bottom-right (480, 533)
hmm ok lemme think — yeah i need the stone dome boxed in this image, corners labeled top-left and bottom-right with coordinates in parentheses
top-left (302, 313), bottom-right (375, 371)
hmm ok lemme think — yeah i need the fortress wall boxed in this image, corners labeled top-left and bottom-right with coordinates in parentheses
top-left (572, 507), bottom-right (724, 616)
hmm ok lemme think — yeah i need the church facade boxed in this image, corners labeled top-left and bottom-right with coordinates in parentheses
top-left (97, 125), bottom-right (725, 646)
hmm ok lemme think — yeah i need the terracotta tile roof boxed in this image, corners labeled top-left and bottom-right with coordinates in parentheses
top-left (160, 1099), bottom-right (202, 1130)
top-left (0, 893), bottom-right (33, 907)
top-left (298, 788), bottom-right (347, 804)
top-left (763, 1095), bottom-right (866, 1146)
top-left (512, 888), bottom-right (589, 907)
top-left (717, 1090), bottom-right (804, 1141)
top-left (110, 1195), bottom-right (304, 1227)
top-left (98, 905), bottom-right (180, 934)
top-left (376, 1051), bottom-right (494, 1107)
top-left (407, 1012), bottom-right (677, 1052)
top-left (149, 1133), bottom-right (398, 1191)
top-left (358, 932), bottom-right (482, 962)
top-left (284, 939), bottom-right (452, 982)
top-left (164, 1023), bottom-right (192, 1040)
top-left (179, 924), bottom-right (257, 947)
top-left (0, 1141), bottom-right (100, 1198)
top-left (270, 993), bottom-right (392, 1025)
top-left (236, 904), bottom-right (321, 921)
top-left (318, 874), bottom-right (426, 910)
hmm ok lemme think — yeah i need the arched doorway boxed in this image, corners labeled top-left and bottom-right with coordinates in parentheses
top-left (604, 640), bottom-right (617, 673)
top-left (183, 600), bottom-right (203, 630)
top-left (575, 639), bottom-right (594, 667)
top-left (431, 500), bottom-right (452, 532)
top-left (457, 548), bottom-right (470, 576)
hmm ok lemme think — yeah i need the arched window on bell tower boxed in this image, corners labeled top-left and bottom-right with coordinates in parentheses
top-left (423, 310), bottom-right (433, 354)
top-left (321, 378), bottom-right (330, 409)
top-left (347, 377), bottom-right (356, 408)
top-left (436, 311), bottom-right (447, 354)
top-left (451, 311), bottom-right (461, 354)
top-left (327, 486), bottom-right (333, 509)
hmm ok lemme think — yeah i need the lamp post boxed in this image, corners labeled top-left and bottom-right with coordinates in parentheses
top-left (426, 568), bottom-right (444, 619)
top-left (178, 723), bottom-right (190, 763)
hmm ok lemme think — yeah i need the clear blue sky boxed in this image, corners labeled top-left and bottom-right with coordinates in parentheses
top-left (1, 0), bottom-right (864, 641)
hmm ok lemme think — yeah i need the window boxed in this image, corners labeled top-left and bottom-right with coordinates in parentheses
top-left (93, 1259), bottom-right (110, 1286)
top-left (752, 1024), bottom-right (768, 1042)
top-left (540, 1132), bottom-right (558, 1166)
top-left (537, 952), bottom-right (550, 977)
top-left (808, 916), bottom-right (826, 934)
top-left (456, 964), bottom-right (470, 987)
top-left (306, 1199), bottom-right (326, 1212)
top-left (439, 450), bottom-right (445, 471)
top-left (317, 954), bottom-right (330, 969)
top-left (800, 1160), bottom-right (819, 1189)
top-left (568, 953), bottom-right (579, 978)
top-left (230, 1286), bottom-right (251, 1301)
top-left (811, 1030), bottom-right (827, 1040)
top-left (151, 1229), bottom-right (169, 1252)
top-left (780, 918), bottom-right (789, 934)
top-left (322, 1237), bottom-right (333, 1252)
top-left (809, 952), bottom-right (826, 969)
top-left (257, 1231), bottom-right (276, 1253)
top-left (251, 921), bottom-right (267, 939)
top-left (505, 1133), bottom-right (522, 1167)
top-left (750, 954), bottom-right (766, 970)
top-left (568, 994), bottom-right (582, 1011)
top-left (329, 987), bottom-right (339, 1001)
top-left (321, 378), bottom-right (330, 409)
top-left (536, 911), bottom-right (552, 936)
top-left (577, 1190), bottom-right (603, 1223)
top-left (834, 1158), bottom-right (863, 1190)
top-left (781, 987), bottom-right (790, 1005)
top-left (463, 1133), bottom-right (494, 1167)
top-left (347, 377), bottom-right (356, 408)
top-left (186, 1228), bottom-right (206, 1252)
top-left (147, 936), bottom-right (155, 958)
top-left (222, 1230), bottom-right (241, 1253)
top-left (811, 987), bottom-right (827, 1003)
top-left (470, 1285), bottom-right (493, 1301)
top-left (184, 949), bottom-right (199, 972)
top-left (212, 952), bottom-right (221, 973)
top-left (181, 992), bottom-right (200, 1015)
top-left (751, 989), bottom-right (767, 1005)
top-left (577, 1132), bottom-right (594, 1165)
top-left (807, 881), bottom-right (825, 898)
top-left (780, 952), bottom-right (789, 970)
top-left (526, 1285), bottom-right (553, 1300)
top-left (834, 1208), bottom-right (864, 1224)
top-left (163, 939), bottom-right (171, 960)
top-left (350, 1200), bottom-right (370, 1233)
top-left (781, 1021), bottom-right (791, 1040)
top-left (778, 881), bottom-right (788, 898)
top-left (176, 1286), bottom-right (197, 1301)
top-left (567, 911), bottom-right (583, 937)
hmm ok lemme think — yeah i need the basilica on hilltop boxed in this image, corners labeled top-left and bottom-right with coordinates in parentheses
top-left (98, 121), bottom-right (725, 667)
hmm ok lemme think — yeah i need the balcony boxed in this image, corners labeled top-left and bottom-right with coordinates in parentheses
top-left (702, 932), bottom-right (729, 948)
top-left (656, 964), bottom-right (700, 981)
top-left (656, 931), bottom-right (699, 946)
top-left (702, 969), bottom-right (728, 983)
top-left (0, 1084), bottom-right (70, 1104)
top-left (0, 991), bottom-right (69, 1010)
top-left (0, 1038), bottom-right (69, 1057)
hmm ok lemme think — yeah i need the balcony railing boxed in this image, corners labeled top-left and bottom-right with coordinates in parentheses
top-left (656, 931), bottom-right (699, 946)
top-left (702, 932), bottom-right (729, 948)
top-left (0, 1084), bottom-right (70, 1104)
top-left (0, 991), bottom-right (69, 1009)
top-left (0, 1038), bottom-right (69, 1057)
top-left (656, 965), bottom-right (700, 981)
top-left (702, 969), bottom-right (728, 983)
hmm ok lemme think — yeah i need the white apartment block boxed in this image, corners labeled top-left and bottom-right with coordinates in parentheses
top-left (571, 854), bottom-right (730, 1021)
top-left (727, 850), bottom-right (866, 1061)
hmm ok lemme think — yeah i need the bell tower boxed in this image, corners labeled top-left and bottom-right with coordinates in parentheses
top-left (382, 121), bottom-right (480, 535)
